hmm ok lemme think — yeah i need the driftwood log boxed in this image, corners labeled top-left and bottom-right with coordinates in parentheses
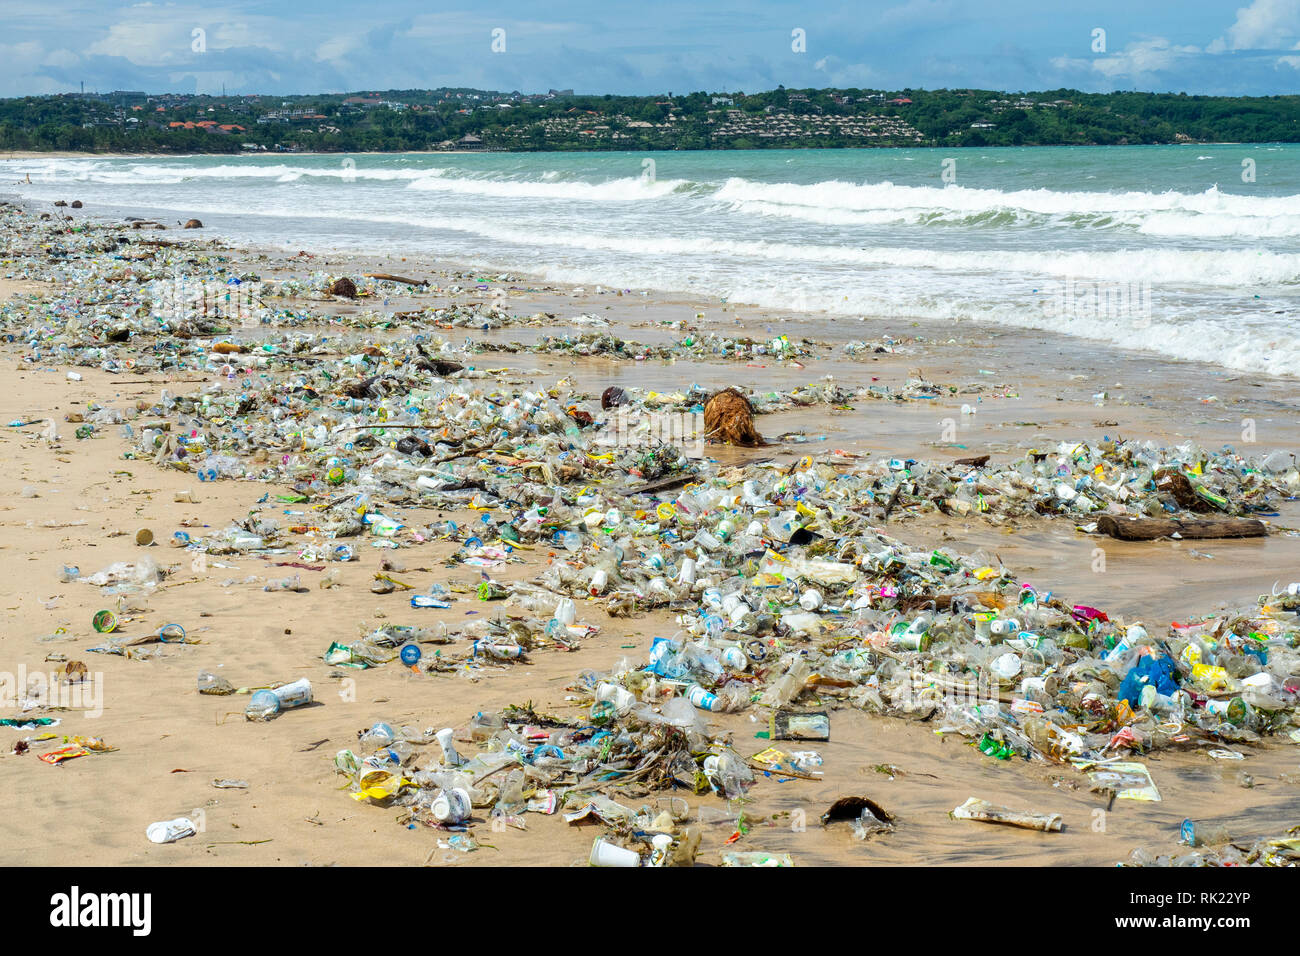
top-left (363, 272), bottom-right (428, 286)
top-left (1096, 515), bottom-right (1267, 541)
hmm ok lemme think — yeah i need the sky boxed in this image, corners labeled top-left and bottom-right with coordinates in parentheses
top-left (2, 0), bottom-right (1299, 98)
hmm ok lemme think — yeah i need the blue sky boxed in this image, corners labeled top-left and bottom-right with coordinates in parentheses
top-left (3, 0), bottom-right (1299, 97)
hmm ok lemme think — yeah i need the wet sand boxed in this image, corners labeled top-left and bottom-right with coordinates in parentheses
top-left (1, 210), bottom-right (1297, 867)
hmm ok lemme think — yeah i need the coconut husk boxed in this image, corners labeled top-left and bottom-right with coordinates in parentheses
top-left (704, 388), bottom-right (763, 447)
top-left (601, 386), bottom-right (627, 409)
top-left (414, 342), bottom-right (463, 377)
top-left (1153, 467), bottom-right (1211, 512)
top-left (183, 218), bottom-right (203, 229)
top-left (329, 277), bottom-right (358, 299)
top-left (342, 374), bottom-right (382, 399)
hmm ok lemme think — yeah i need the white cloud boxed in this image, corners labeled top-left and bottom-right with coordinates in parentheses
top-left (809, 54), bottom-right (878, 87)
top-left (41, 48), bottom-right (81, 68)
top-left (1053, 37), bottom-right (1202, 82)
top-left (0, 41), bottom-right (73, 95)
top-left (85, 21), bottom-right (191, 64)
top-left (1219, 0), bottom-right (1300, 50)
top-left (315, 35), bottom-right (360, 63)
top-left (1093, 38), bottom-right (1202, 78)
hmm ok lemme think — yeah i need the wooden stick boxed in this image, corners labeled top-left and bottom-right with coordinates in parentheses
top-left (1096, 515), bottom-right (1267, 541)
top-left (363, 273), bottom-right (429, 287)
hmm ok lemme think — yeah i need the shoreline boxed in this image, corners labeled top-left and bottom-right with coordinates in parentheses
top-left (7, 188), bottom-right (1296, 386)
top-left (0, 141), bottom-right (1281, 161)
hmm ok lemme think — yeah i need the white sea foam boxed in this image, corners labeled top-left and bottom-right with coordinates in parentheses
top-left (4, 153), bottom-right (1297, 376)
top-left (405, 173), bottom-right (688, 200)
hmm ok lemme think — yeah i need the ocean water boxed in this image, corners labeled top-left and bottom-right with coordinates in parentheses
top-left (5, 145), bottom-right (1299, 375)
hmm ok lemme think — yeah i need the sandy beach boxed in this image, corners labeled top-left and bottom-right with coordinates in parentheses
top-left (1, 196), bottom-right (1298, 869)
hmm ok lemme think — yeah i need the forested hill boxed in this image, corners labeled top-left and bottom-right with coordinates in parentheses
top-left (2, 86), bottom-right (1296, 153)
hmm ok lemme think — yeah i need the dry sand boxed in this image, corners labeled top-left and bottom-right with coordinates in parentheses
top-left (1, 224), bottom-right (1297, 867)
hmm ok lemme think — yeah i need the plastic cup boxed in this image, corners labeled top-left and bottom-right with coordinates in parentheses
top-left (688, 684), bottom-right (721, 712)
top-left (649, 833), bottom-right (674, 866)
top-left (435, 727), bottom-right (462, 766)
top-left (146, 817), bottom-right (197, 844)
top-left (721, 646), bottom-right (748, 671)
top-left (432, 787), bottom-right (472, 823)
top-left (245, 690), bottom-right (279, 720)
top-left (271, 678), bottom-right (312, 709)
top-left (589, 837), bottom-right (640, 867)
top-left (596, 681), bottom-right (635, 713)
top-left (554, 598), bottom-right (577, 626)
top-left (676, 558), bottom-right (697, 585)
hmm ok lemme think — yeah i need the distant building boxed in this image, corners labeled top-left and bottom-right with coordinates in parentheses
top-left (457, 133), bottom-right (485, 150)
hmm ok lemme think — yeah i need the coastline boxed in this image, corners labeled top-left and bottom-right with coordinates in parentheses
top-left (0, 141), bottom-right (1280, 161)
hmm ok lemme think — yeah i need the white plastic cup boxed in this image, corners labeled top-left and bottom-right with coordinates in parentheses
top-left (649, 833), bottom-right (673, 867)
top-left (1020, 676), bottom-right (1048, 695)
top-left (146, 817), bottom-right (197, 844)
top-left (676, 558), bottom-right (697, 585)
top-left (271, 678), bottom-right (312, 709)
top-left (589, 568), bottom-right (609, 595)
top-left (721, 646), bottom-right (748, 671)
top-left (688, 684), bottom-right (721, 712)
top-left (596, 681), bottom-right (635, 714)
top-left (435, 727), bottom-right (462, 767)
top-left (554, 597), bottom-right (577, 626)
top-left (431, 787), bottom-right (472, 824)
top-left (799, 589), bottom-right (823, 611)
top-left (728, 604), bottom-right (753, 628)
top-left (991, 652), bottom-right (1023, 680)
top-left (589, 837), bottom-right (640, 867)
